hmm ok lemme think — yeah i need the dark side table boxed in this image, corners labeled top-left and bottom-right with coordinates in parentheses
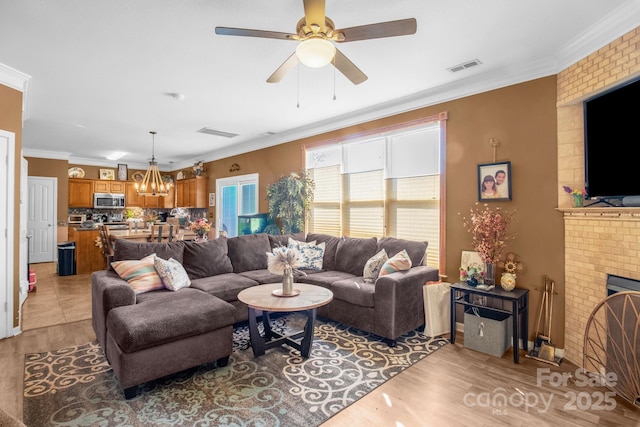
top-left (449, 282), bottom-right (529, 363)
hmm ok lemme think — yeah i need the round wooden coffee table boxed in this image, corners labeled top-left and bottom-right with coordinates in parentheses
top-left (237, 283), bottom-right (333, 358)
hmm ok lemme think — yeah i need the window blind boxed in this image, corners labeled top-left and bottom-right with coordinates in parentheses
top-left (306, 122), bottom-right (442, 269)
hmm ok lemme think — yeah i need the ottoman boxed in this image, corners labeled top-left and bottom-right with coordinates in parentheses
top-left (105, 288), bottom-right (235, 398)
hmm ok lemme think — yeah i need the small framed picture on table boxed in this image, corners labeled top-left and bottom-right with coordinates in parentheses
top-left (117, 164), bottom-right (128, 181)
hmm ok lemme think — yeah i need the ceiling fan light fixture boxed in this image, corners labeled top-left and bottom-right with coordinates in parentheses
top-left (296, 38), bottom-right (335, 68)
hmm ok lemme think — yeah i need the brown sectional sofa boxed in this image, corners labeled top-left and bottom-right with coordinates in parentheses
top-left (91, 232), bottom-right (438, 397)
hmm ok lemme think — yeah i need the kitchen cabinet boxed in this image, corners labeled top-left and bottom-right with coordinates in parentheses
top-left (176, 176), bottom-right (207, 208)
top-left (164, 186), bottom-right (175, 209)
top-left (68, 227), bottom-right (105, 274)
top-left (125, 183), bottom-right (143, 207)
top-left (68, 179), bottom-right (94, 208)
top-left (94, 180), bottom-right (125, 193)
top-left (125, 182), bottom-right (173, 208)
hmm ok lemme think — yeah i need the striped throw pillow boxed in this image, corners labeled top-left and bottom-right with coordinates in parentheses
top-left (111, 254), bottom-right (164, 294)
top-left (379, 249), bottom-right (412, 276)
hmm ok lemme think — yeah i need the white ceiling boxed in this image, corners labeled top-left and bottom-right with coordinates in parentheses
top-left (1, 0), bottom-right (639, 171)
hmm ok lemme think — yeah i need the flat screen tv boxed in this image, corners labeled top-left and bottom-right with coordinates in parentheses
top-left (584, 76), bottom-right (640, 204)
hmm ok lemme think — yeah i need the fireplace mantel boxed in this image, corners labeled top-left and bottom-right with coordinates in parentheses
top-left (558, 207), bottom-right (640, 218)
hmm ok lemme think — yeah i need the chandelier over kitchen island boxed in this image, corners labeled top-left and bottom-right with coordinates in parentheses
top-left (135, 131), bottom-right (170, 196)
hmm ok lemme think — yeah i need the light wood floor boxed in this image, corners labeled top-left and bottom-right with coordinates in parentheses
top-left (1, 263), bottom-right (639, 426)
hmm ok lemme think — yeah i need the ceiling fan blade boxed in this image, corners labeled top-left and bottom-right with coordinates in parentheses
top-left (267, 53), bottom-right (300, 83)
top-left (333, 48), bottom-right (367, 85)
top-left (303, 0), bottom-right (326, 29)
top-left (215, 27), bottom-right (297, 41)
top-left (335, 18), bottom-right (417, 42)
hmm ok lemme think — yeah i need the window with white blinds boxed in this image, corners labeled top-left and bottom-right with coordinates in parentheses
top-left (306, 123), bottom-right (442, 269)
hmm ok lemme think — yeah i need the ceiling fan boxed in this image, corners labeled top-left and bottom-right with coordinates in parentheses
top-left (215, 0), bottom-right (417, 85)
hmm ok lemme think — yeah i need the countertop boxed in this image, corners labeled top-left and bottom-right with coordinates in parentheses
top-left (109, 228), bottom-right (196, 241)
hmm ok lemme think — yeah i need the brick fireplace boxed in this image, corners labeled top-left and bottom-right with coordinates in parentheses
top-left (557, 26), bottom-right (640, 365)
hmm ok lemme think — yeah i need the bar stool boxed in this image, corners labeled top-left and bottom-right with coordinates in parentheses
top-left (152, 224), bottom-right (175, 242)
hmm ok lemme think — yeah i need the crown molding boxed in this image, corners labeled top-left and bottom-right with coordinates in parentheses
top-left (22, 149), bottom-right (71, 161)
top-left (0, 63), bottom-right (31, 122)
top-left (555, 1), bottom-right (640, 71)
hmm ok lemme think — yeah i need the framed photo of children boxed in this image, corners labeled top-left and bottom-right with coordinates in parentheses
top-left (478, 161), bottom-right (511, 201)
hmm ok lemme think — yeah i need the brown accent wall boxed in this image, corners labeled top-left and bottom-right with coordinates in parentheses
top-left (26, 157), bottom-right (69, 220)
top-left (204, 76), bottom-right (562, 346)
top-left (0, 84), bottom-right (24, 328)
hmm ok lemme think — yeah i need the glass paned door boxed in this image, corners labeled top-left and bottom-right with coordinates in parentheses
top-left (216, 174), bottom-right (259, 237)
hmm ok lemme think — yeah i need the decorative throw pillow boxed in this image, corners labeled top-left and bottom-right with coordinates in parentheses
top-left (154, 256), bottom-right (191, 291)
top-left (363, 249), bottom-right (388, 283)
top-left (379, 249), bottom-right (412, 276)
top-left (297, 242), bottom-right (326, 270)
top-left (111, 254), bottom-right (164, 294)
top-left (287, 237), bottom-right (317, 251)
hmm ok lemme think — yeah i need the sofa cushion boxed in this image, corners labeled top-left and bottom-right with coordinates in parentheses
top-left (376, 237), bottom-right (427, 267)
top-left (111, 254), bottom-right (164, 294)
top-left (189, 273), bottom-right (259, 301)
top-left (334, 236), bottom-right (378, 276)
top-left (106, 289), bottom-right (234, 353)
top-left (363, 249), bottom-right (388, 283)
top-left (268, 232), bottom-right (305, 248)
top-left (296, 270), bottom-right (357, 288)
top-left (379, 249), bottom-right (412, 276)
top-left (331, 277), bottom-right (376, 308)
top-left (113, 239), bottom-right (185, 264)
top-left (306, 233), bottom-right (340, 271)
top-left (182, 237), bottom-right (233, 279)
top-left (238, 269), bottom-right (283, 284)
top-left (227, 234), bottom-right (271, 273)
top-left (154, 256), bottom-right (191, 291)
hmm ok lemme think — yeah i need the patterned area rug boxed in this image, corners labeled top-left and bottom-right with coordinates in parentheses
top-left (23, 315), bottom-right (447, 426)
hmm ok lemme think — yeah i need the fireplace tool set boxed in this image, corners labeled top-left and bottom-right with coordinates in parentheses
top-left (525, 275), bottom-right (563, 366)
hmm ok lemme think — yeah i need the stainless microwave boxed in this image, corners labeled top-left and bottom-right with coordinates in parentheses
top-left (94, 193), bottom-right (125, 209)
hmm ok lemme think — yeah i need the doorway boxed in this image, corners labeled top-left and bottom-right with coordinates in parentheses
top-left (27, 177), bottom-right (57, 263)
top-left (215, 174), bottom-right (259, 238)
top-left (0, 130), bottom-right (15, 339)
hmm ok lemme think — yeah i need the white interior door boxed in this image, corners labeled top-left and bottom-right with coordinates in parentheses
top-left (27, 177), bottom-right (57, 263)
top-left (0, 130), bottom-right (15, 339)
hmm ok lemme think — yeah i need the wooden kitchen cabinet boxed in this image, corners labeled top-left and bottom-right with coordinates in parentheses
top-left (176, 176), bottom-right (207, 208)
top-left (94, 180), bottom-right (125, 193)
top-left (68, 179), bottom-right (94, 208)
top-left (125, 182), bottom-right (143, 207)
top-left (164, 186), bottom-right (175, 209)
top-left (126, 182), bottom-right (173, 208)
top-left (68, 227), bottom-right (105, 274)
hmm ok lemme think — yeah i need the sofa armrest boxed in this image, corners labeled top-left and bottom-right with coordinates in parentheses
top-left (373, 265), bottom-right (439, 340)
top-left (91, 270), bottom-right (136, 350)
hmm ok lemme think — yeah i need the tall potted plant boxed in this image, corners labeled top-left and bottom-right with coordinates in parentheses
top-left (267, 172), bottom-right (315, 234)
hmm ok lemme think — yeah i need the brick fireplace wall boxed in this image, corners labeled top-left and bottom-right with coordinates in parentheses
top-left (557, 26), bottom-right (640, 365)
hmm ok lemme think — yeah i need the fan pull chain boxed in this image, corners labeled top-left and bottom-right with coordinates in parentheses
top-left (333, 55), bottom-right (337, 101)
top-left (296, 63), bottom-right (300, 109)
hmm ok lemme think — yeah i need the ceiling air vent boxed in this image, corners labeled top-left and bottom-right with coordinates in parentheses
top-left (447, 59), bottom-right (482, 73)
top-left (197, 127), bottom-right (238, 138)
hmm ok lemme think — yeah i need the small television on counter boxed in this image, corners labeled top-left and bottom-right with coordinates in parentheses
top-left (584, 76), bottom-right (640, 206)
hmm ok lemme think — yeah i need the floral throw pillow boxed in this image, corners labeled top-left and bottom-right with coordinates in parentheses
top-left (363, 249), bottom-right (388, 283)
top-left (111, 254), bottom-right (164, 294)
top-left (298, 242), bottom-right (326, 270)
top-left (379, 249), bottom-right (412, 276)
top-left (154, 256), bottom-right (191, 291)
top-left (287, 237), bottom-right (316, 251)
